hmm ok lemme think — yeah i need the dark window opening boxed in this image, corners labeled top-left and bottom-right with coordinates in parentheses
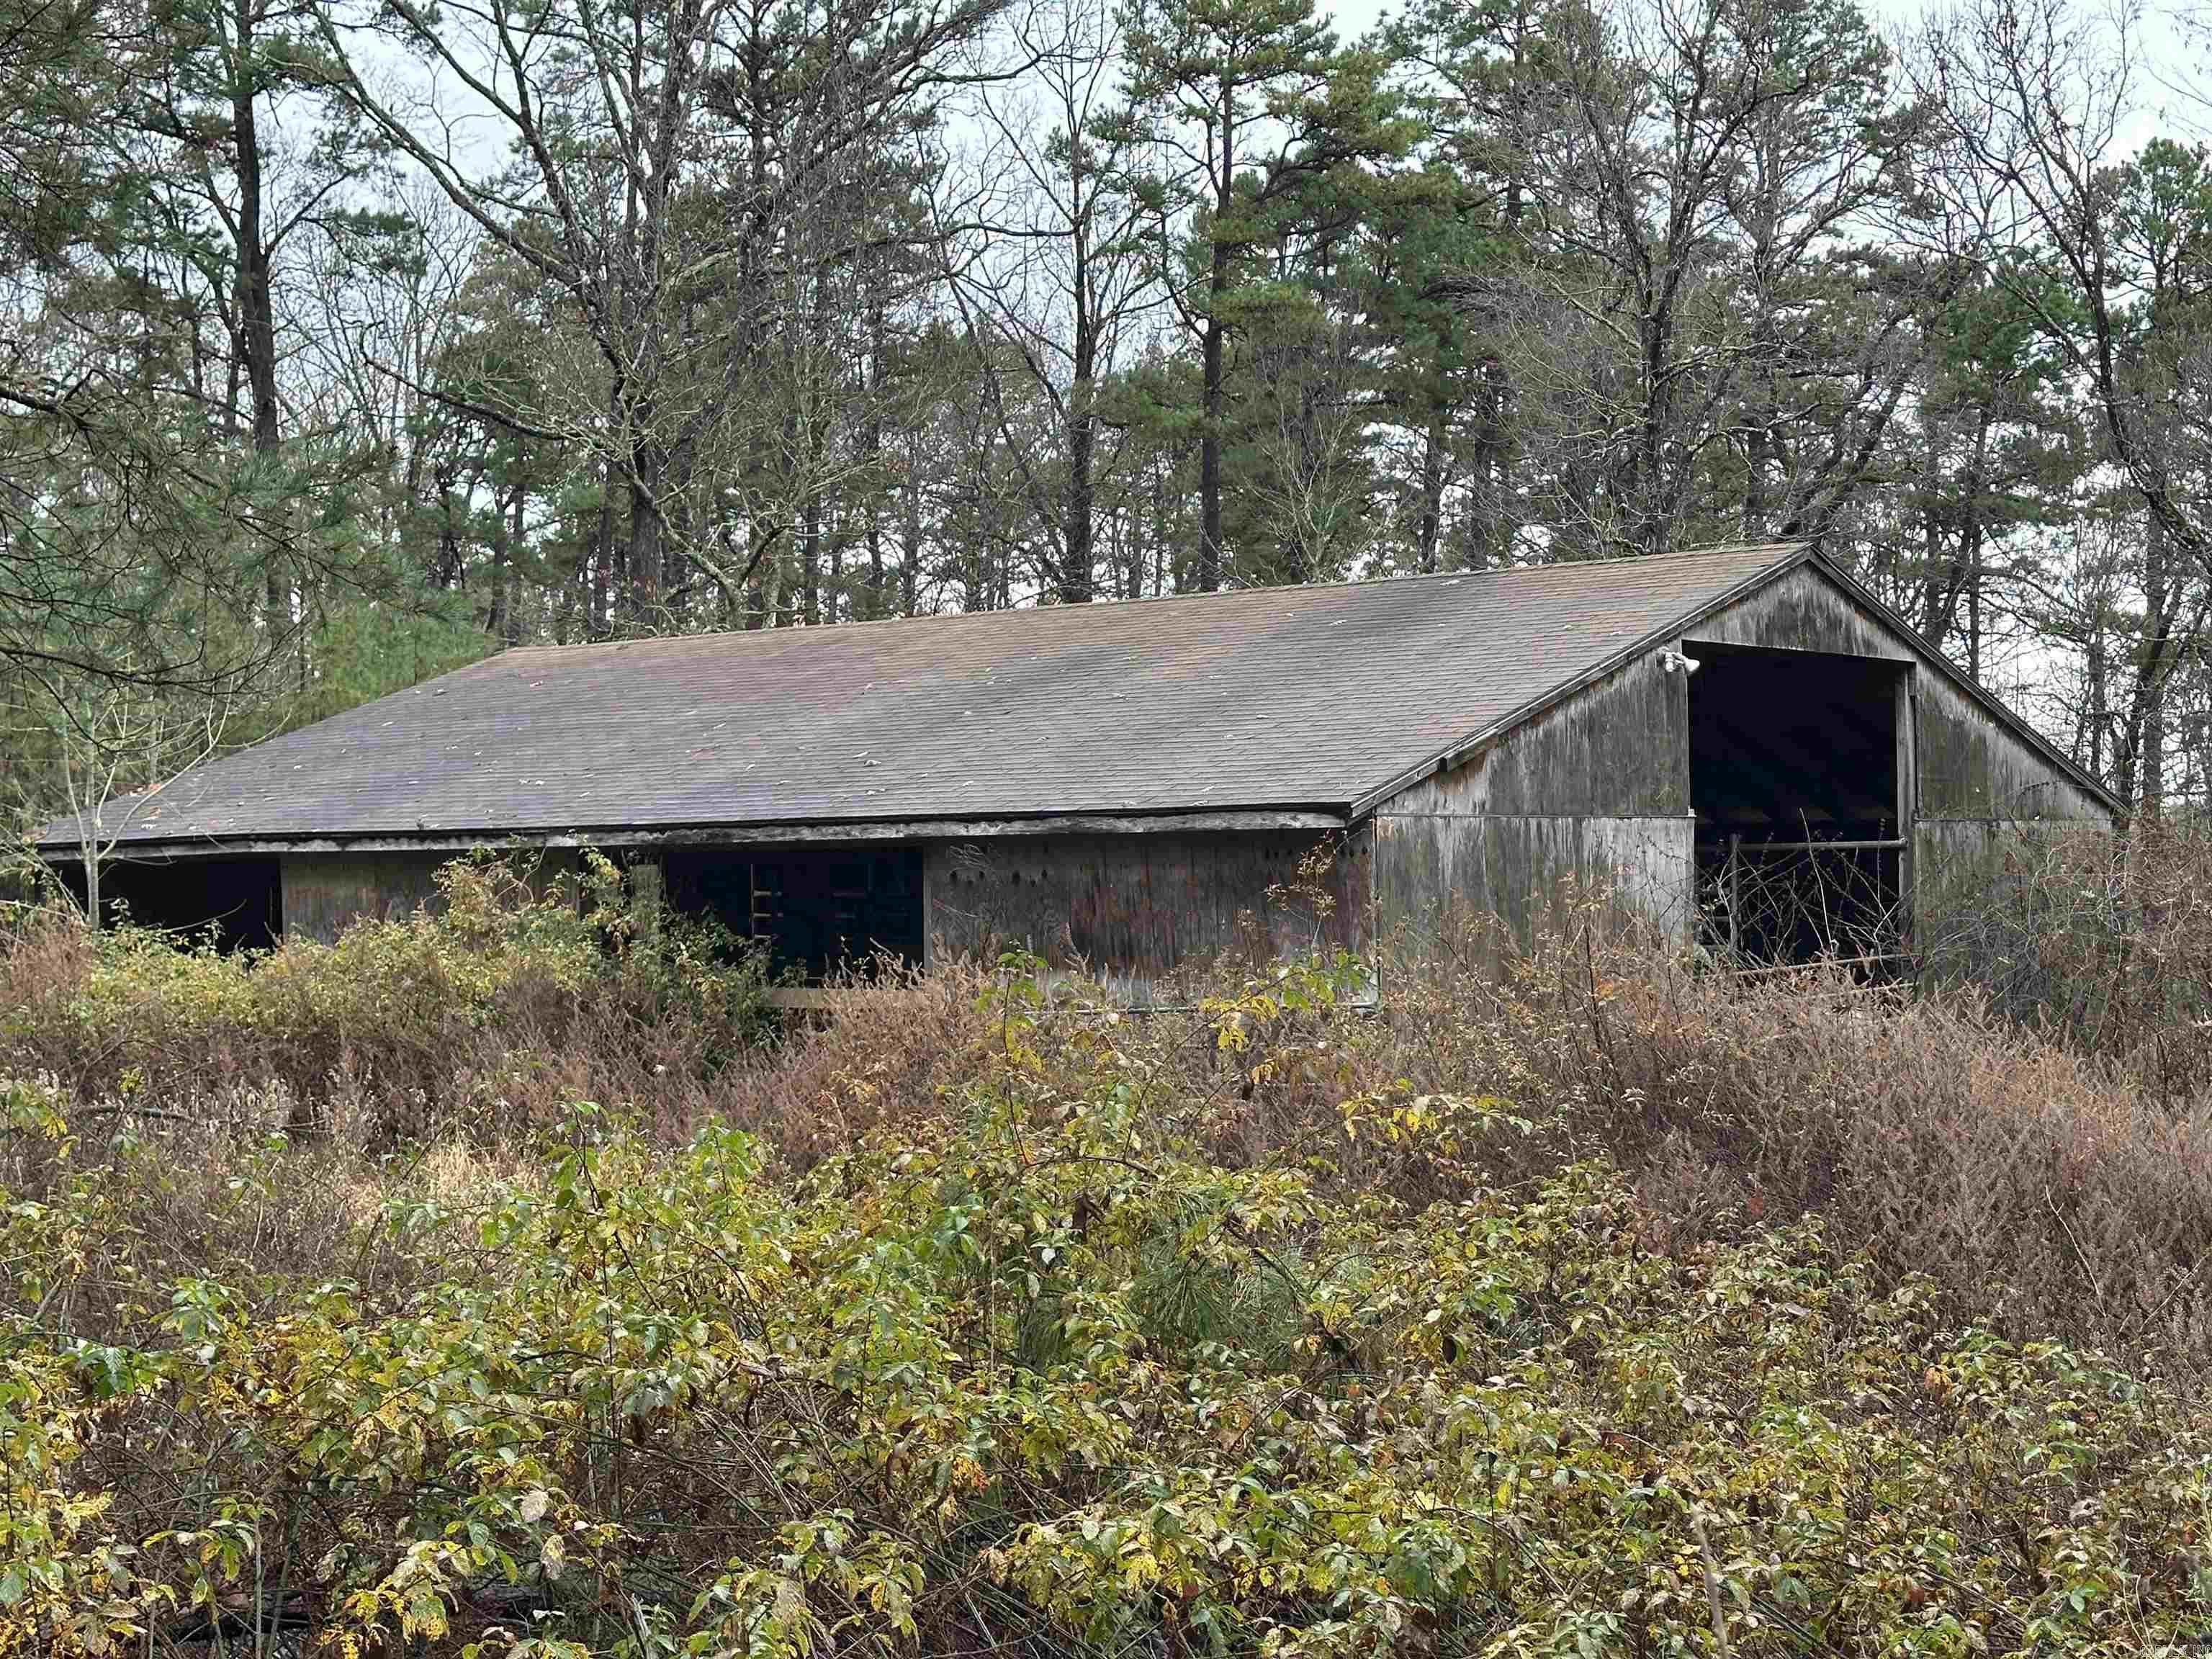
top-left (53, 855), bottom-right (283, 952)
top-left (662, 845), bottom-right (924, 982)
top-left (1686, 642), bottom-right (1905, 966)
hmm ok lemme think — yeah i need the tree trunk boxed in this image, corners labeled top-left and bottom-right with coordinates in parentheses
top-left (1199, 300), bottom-right (1226, 591)
top-left (1965, 539), bottom-right (1982, 684)
top-left (1063, 375), bottom-right (1097, 603)
top-left (488, 484), bottom-right (511, 644)
top-left (1197, 84), bottom-right (1233, 593)
top-left (1964, 409), bottom-right (1991, 683)
top-left (863, 303), bottom-right (888, 619)
top-left (1415, 395), bottom-right (1447, 574)
top-left (2141, 511), bottom-right (2170, 817)
top-left (1743, 420), bottom-right (1771, 538)
top-left (1470, 351), bottom-right (1507, 570)
top-left (803, 486), bottom-right (822, 626)
top-left (1154, 454), bottom-right (1169, 594)
top-left (590, 459), bottom-right (613, 637)
top-left (1061, 238), bottom-right (1097, 603)
top-left (1637, 310), bottom-right (1669, 557)
top-left (230, 0), bottom-right (284, 626)
top-left (1919, 415), bottom-right (1951, 645)
top-left (629, 431), bottom-right (665, 623)
top-left (2086, 619), bottom-right (2107, 781)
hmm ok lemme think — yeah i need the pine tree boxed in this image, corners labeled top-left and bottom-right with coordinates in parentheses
top-left (1110, 0), bottom-right (1408, 588)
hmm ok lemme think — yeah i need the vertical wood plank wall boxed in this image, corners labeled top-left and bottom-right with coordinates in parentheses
top-left (924, 827), bottom-right (1372, 1001)
top-left (282, 853), bottom-right (449, 942)
top-left (1370, 649), bottom-right (1697, 955)
top-left (280, 850), bottom-right (585, 943)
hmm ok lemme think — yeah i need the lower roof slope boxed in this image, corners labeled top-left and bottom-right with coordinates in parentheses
top-left (46, 544), bottom-right (1812, 850)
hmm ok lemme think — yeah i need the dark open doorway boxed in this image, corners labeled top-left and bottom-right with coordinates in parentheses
top-left (1686, 642), bottom-right (1906, 964)
top-left (662, 845), bottom-right (925, 981)
top-left (53, 855), bottom-right (284, 951)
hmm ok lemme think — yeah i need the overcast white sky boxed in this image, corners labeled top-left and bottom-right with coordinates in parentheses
top-left (361, 0), bottom-right (2208, 202)
top-left (1314, 0), bottom-right (2207, 150)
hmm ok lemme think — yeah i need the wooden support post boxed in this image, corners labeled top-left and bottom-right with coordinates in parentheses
top-left (1727, 832), bottom-right (1740, 958)
top-left (1896, 667), bottom-right (1917, 956)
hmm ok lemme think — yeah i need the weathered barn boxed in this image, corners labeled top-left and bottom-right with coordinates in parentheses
top-left (36, 543), bottom-right (2116, 990)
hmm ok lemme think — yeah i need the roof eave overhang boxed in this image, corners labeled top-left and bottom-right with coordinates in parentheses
top-left (32, 804), bottom-right (1354, 863)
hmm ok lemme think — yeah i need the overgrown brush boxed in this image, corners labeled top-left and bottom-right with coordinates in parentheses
top-left (1917, 817), bottom-right (2212, 1096)
top-left (0, 855), bottom-right (770, 1141)
top-left (7, 982), bottom-right (2212, 1658)
top-left (1423, 933), bottom-right (2212, 1381)
top-left (13, 847), bottom-right (2212, 1380)
top-left (15, 854), bottom-right (2212, 1651)
top-left (717, 928), bottom-right (2212, 1380)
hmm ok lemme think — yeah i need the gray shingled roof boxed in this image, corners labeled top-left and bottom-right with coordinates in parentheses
top-left (42, 544), bottom-right (1811, 850)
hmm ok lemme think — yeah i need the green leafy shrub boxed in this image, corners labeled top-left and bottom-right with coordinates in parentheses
top-left (0, 855), bottom-right (768, 1141)
top-left (5, 974), bottom-right (2212, 1656)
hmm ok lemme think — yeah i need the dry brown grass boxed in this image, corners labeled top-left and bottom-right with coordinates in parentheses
top-left (1919, 818), bottom-right (2212, 1096)
top-left (1468, 940), bottom-right (2212, 1372)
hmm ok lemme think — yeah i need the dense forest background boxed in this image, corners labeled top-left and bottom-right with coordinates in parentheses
top-left (3, 0), bottom-right (2209, 836)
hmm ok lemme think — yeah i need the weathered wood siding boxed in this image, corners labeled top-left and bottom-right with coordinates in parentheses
top-left (1370, 562), bottom-right (2109, 958)
top-left (1385, 650), bottom-right (1689, 818)
top-left (1372, 651), bottom-right (1695, 950)
top-left (280, 850), bottom-right (585, 943)
top-left (925, 828), bottom-right (1370, 997)
top-left (1910, 673), bottom-right (2108, 822)
top-left (282, 853), bottom-right (447, 942)
top-left (1372, 812), bottom-right (1695, 953)
top-left (1686, 564), bottom-right (1904, 659)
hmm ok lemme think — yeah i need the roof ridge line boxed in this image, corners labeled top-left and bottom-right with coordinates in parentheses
top-left (495, 541), bottom-right (1809, 660)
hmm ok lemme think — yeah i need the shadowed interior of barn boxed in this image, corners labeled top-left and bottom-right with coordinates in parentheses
top-left (1688, 642), bottom-right (1905, 963)
top-left (55, 855), bottom-right (283, 951)
top-left (660, 847), bottom-right (926, 979)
